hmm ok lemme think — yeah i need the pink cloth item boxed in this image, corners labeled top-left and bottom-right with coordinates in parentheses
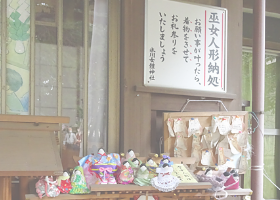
top-left (196, 174), bottom-right (225, 192)
top-left (224, 175), bottom-right (239, 190)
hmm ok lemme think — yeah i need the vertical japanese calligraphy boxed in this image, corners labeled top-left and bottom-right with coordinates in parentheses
top-left (171, 14), bottom-right (179, 54)
top-left (205, 11), bottom-right (223, 88)
top-left (145, 0), bottom-right (226, 92)
top-left (149, 48), bottom-right (156, 81)
top-left (182, 17), bottom-right (190, 63)
top-left (159, 12), bottom-right (166, 62)
top-left (194, 18), bottom-right (202, 85)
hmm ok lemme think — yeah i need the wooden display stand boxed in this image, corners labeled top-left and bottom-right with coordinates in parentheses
top-left (0, 114), bottom-right (69, 200)
top-left (26, 155), bottom-right (213, 200)
top-left (25, 154), bottom-right (253, 199)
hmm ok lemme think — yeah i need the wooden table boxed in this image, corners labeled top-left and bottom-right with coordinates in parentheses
top-left (0, 115), bottom-right (69, 200)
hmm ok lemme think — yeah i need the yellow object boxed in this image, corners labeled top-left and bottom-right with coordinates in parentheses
top-left (172, 164), bottom-right (198, 183)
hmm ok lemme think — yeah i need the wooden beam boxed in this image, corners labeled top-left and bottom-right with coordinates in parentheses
top-left (30, 1), bottom-right (35, 115)
top-left (120, 0), bottom-right (152, 156)
top-left (243, 37), bottom-right (280, 52)
top-left (108, 0), bottom-right (121, 154)
top-left (135, 86), bottom-right (236, 100)
top-left (0, 114), bottom-right (69, 124)
top-left (57, 0), bottom-right (63, 117)
top-left (1, 0), bottom-right (7, 114)
top-left (83, 0), bottom-right (89, 156)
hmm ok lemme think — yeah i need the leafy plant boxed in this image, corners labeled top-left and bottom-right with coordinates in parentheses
top-left (8, 11), bottom-right (30, 41)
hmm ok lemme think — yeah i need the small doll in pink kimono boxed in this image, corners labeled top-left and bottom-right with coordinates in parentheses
top-left (117, 161), bottom-right (134, 184)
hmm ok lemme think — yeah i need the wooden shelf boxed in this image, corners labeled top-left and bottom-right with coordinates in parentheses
top-left (90, 182), bottom-right (212, 192)
top-left (25, 188), bottom-right (253, 200)
top-left (135, 85), bottom-right (236, 100)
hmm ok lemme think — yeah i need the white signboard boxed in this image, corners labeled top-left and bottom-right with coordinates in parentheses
top-left (144, 0), bottom-right (227, 92)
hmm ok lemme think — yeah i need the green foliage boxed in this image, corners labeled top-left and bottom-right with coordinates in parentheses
top-left (9, 11), bottom-right (30, 41)
top-left (242, 52), bottom-right (276, 129)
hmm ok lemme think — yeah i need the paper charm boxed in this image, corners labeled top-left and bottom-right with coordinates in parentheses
top-left (188, 118), bottom-right (202, 137)
top-left (228, 134), bottom-right (242, 154)
top-left (201, 128), bottom-right (211, 149)
top-left (211, 116), bottom-right (219, 133)
top-left (231, 116), bottom-right (244, 133)
top-left (226, 152), bottom-right (241, 169)
top-left (201, 149), bottom-right (215, 166)
top-left (191, 144), bottom-right (202, 163)
top-left (237, 131), bottom-right (248, 148)
top-left (217, 117), bottom-right (231, 135)
top-left (166, 118), bottom-right (175, 137)
top-left (218, 147), bottom-right (232, 166)
top-left (192, 133), bottom-right (201, 145)
top-left (173, 118), bottom-right (188, 137)
top-left (239, 150), bottom-right (248, 173)
top-left (215, 136), bottom-right (229, 154)
top-left (174, 147), bottom-right (183, 158)
top-left (201, 127), bottom-right (221, 149)
top-left (174, 132), bottom-right (187, 150)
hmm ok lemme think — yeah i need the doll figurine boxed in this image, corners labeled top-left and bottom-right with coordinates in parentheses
top-left (121, 149), bottom-right (136, 163)
top-left (57, 171), bottom-right (72, 193)
top-left (205, 168), bottom-right (213, 177)
top-left (95, 148), bottom-right (107, 161)
top-left (35, 177), bottom-right (46, 199)
top-left (117, 161), bottom-right (134, 184)
top-left (44, 176), bottom-right (60, 198)
top-left (159, 155), bottom-right (173, 167)
top-left (128, 158), bottom-right (142, 176)
top-left (134, 164), bottom-right (152, 186)
top-left (151, 163), bottom-right (180, 192)
top-left (146, 158), bottom-right (158, 179)
top-left (91, 148), bottom-right (120, 184)
top-left (225, 173), bottom-right (239, 190)
top-left (70, 166), bottom-right (90, 194)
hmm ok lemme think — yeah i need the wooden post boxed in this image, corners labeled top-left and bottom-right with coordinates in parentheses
top-left (20, 177), bottom-right (29, 200)
top-left (0, 177), bottom-right (12, 200)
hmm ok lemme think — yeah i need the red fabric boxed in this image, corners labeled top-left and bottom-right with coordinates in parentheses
top-left (57, 179), bottom-right (72, 193)
top-left (224, 175), bottom-right (239, 190)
